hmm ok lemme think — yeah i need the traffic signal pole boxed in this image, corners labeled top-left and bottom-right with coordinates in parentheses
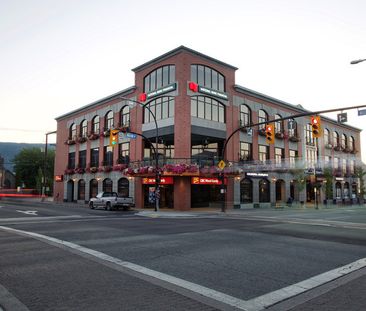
top-left (220, 104), bottom-right (366, 213)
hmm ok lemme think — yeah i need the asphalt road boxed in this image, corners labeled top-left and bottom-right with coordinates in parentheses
top-left (1, 200), bottom-right (366, 310)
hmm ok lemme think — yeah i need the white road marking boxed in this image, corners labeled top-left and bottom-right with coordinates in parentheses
top-left (1, 225), bottom-right (366, 311)
top-left (0, 215), bottom-right (83, 223)
top-left (16, 210), bottom-right (38, 216)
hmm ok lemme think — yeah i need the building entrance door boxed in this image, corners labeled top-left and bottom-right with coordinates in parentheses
top-left (144, 185), bottom-right (174, 209)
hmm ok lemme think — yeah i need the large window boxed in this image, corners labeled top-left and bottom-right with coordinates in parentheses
top-left (118, 142), bottom-right (130, 164)
top-left (144, 97), bottom-right (174, 123)
top-left (144, 65), bottom-right (175, 92)
top-left (288, 120), bottom-right (298, 138)
top-left (120, 106), bottom-right (130, 127)
top-left (91, 115), bottom-right (100, 134)
top-left (118, 178), bottom-right (129, 197)
top-left (90, 148), bottom-right (99, 167)
top-left (78, 150), bottom-right (86, 169)
top-left (68, 152), bottom-right (75, 169)
top-left (191, 65), bottom-right (225, 91)
top-left (259, 145), bottom-right (269, 163)
top-left (191, 96), bottom-right (225, 123)
top-left (240, 178), bottom-right (253, 203)
top-left (240, 142), bottom-right (252, 161)
top-left (289, 150), bottom-right (298, 168)
top-left (349, 136), bottom-right (355, 151)
top-left (69, 123), bottom-right (76, 140)
top-left (258, 110), bottom-right (268, 130)
top-left (89, 179), bottom-right (98, 199)
top-left (105, 111), bottom-right (114, 131)
top-left (240, 104), bottom-right (251, 127)
top-left (103, 146), bottom-right (113, 166)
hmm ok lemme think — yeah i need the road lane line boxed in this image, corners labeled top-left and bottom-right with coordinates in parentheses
top-left (1, 225), bottom-right (366, 311)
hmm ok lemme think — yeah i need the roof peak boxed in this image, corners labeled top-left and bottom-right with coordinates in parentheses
top-left (132, 46), bottom-right (238, 72)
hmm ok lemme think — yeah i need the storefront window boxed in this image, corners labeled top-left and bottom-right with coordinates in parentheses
top-left (240, 178), bottom-right (253, 203)
top-left (78, 179), bottom-right (85, 200)
top-left (335, 182), bottom-right (342, 199)
top-left (103, 178), bottom-right (113, 193)
top-left (89, 179), bottom-right (98, 199)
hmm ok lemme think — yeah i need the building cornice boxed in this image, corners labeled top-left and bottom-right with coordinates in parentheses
top-left (132, 45), bottom-right (238, 73)
top-left (234, 84), bottom-right (362, 132)
top-left (55, 86), bottom-right (137, 121)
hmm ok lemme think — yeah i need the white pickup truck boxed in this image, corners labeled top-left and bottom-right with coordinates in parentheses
top-left (89, 192), bottom-right (135, 211)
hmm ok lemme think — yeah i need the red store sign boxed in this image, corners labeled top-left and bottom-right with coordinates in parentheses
top-left (191, 177), bottom-right (226, 185)
top-left (142, 177), bottom-right (174, 185)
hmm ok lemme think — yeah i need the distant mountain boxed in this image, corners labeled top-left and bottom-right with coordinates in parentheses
top-left (0, 142), bottom-right (55, 172)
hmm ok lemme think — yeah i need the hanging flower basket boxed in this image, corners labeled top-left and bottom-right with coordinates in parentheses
top-left (64, 168), bottom-right (75, 175)
top-left (65, 139), bottom-right (76, 145)
top-left (75, 168), bottom-right (85, 174)
top-left (88, 167), bottom-right (98, 174)
top-left (104, 166), bottom-right (113, 173)
top-left (77, 136), bottom-right (87, 143)
top-left (113, 164), bottom-right (128, 171)
top-left (275, 132), bottom-right (284, 139)
top-left (258, 128), bottom-right (266, 136)
top-left (289, 136), bottom-right (300, 142)
top-left (88, 133), bottom-right (99, 140)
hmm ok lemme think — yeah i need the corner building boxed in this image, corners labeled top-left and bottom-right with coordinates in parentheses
top-left (54, 46), bottom-right (362, 209)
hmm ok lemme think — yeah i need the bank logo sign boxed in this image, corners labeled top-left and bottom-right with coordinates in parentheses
top-left (146, 83), bottom-right (177, 100)
top-left (198, 86), bottom-right (228, 100)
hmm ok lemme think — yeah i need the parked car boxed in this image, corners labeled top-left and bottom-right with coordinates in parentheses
top-left (89, 192), bottom-right (135, 211)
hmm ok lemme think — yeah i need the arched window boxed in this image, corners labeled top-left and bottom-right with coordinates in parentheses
top-left (69, 123), bottom-right (76, 140)
top-left (144, 65), bottom-right (175, 92)
top-left (191, 65), bottom-right (225, 91)
top-left (105, 111), bottom-right (114, 131)
top-left (344, 182), bottom-right (350, 199)
top-left (89, 179), bottom-right (98, 199)
top-left (333, 131), bottom-right (339, 147)
top-left (349, 136), bottom-right (355, 151)
top-left (120, 105), bottom-right (130, 128)
top-left (341, 134), bottom-right (347, 149)
top-left (144, 97), bottom-right (174, 123)
top-left (335, 182), bottom-right (342, 199)
top-left (240, 104), bottom-right (251, 127)
top-left (191, 96), bottom-right (225, 123)
top-left (103, 178), bottom-right (113, 193)
top-left (258, 110), bottom-right (268, 130)
top-left (324, 128), bottom-right (330, 145)
top-left (288, 120), bottom-right (297, 138)
top-left (305, 124), bottom-right (314, 145)
top-left (91, 115), bottom-right (100, 134)
top-left (78, 179), bottom-right (85, 200)
top-left (80, 120), bottom-right (87, 137)
top-left (240, 178), bottom-right (253, 203)
top-left (275, 114), bottom-right (283, 133)
top-left (259, 178), bottom-right (270, 202)
top-left (118, 178), bottom-right (129, 197)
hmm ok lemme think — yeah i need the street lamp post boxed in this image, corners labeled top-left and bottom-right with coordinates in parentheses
top-left (42, 130), bottom-right (57, 202)
top-left (120, 96), bottom-right (160, 211)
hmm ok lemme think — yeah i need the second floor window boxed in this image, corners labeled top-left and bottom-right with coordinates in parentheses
top-left (191, 96), bottom-right (225, 123)
top-left (118, 142), bottom-right (130, 164)
top-left (240, 104), bottom-right (251, 127)
top-left (289, 150), bottom-right (297, 167)
top-left (144, 97), bottom-right (174, 123)
top-left (68, 152), bottom-right (75, 169)
top-left (78, 150), bottom-right (86, 168)
top-left (240, 142), bottom-right (252, 161)
top-left (103, 146), bottom-right (113, 166)
top-left (90, 148), bottom-right (99, 167)
top-left (259, 145), bottom-right (269, 163)
top-left (275, 148), bottom-right (284, 165)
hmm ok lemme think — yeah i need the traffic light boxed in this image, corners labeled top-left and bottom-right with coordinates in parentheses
top-left (311, 116), bottom-right (322, 138)
top-left (109, 129), bottom-right (119, 147)
top-left (265, 123), bottom-right (274, 144)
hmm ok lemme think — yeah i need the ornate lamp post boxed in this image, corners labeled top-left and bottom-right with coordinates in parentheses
top-left (120, 96), bottom-right (160, 211)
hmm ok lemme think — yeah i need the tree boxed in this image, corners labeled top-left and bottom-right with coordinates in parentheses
top-left (13, 147), bottom-right (55, 194)
top-left (355, 166), bottom-right (366, 200)
top-left (323, 167), bottom-right (334, 200)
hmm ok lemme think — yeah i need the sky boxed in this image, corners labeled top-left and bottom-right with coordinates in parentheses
top-left (1, 0), bottom-right (365, 161)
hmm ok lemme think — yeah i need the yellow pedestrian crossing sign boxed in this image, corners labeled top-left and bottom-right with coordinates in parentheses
top-left (218, 160), bottom-right (226, 170)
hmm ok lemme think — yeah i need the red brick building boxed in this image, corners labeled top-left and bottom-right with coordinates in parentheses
top-left (54, 46), bottom-right (362, 209)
